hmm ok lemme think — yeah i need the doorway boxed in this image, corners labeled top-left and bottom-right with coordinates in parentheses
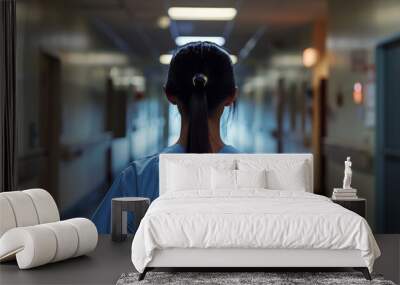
top-left (39, 52), bottom-right (61, 204)
top-left (376, 34), bottom-right (400, 233)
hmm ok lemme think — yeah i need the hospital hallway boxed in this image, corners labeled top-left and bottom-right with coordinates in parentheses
top-left (10, 0), bottom-right (400, 236)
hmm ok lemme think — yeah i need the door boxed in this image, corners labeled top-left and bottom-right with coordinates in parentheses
top-left (39, 52), bottom-right (61, 204)
top-left (376, 35), bottom-right (400, 233)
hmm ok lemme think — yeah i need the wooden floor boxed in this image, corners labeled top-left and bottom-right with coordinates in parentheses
top-left (0, 235), bottom-right (399, 285)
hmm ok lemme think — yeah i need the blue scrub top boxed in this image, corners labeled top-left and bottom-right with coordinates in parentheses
top-left (92, 144), bottom-right (239, 233)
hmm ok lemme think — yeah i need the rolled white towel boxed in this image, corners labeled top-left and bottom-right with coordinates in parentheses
top-left (0, 218), bottom-right (98, 269)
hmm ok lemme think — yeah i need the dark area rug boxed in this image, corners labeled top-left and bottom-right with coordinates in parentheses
top-left (116, 271), bottom-right (396, 285)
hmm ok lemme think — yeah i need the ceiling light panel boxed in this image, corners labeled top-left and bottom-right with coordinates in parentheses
top-left (175, 36), bottom-right (225, 46)
top-left (168, 7), bottom-right (237, 21)
top-left (160, 53), bottom-right (237, 65)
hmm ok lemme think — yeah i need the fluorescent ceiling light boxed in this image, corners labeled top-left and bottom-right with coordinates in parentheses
top-left (160, 53), bottom-right (237, 65)
top-left (168, 7), bottom-right (237, 21)
top-left (271, 55), bottom-right (303, 67)
top-left (159, 54), bottom-right (173, 65)
top-left (61, 52), bottom-right (128, 65)
top-left (175, 36), bottom-right (225, 46)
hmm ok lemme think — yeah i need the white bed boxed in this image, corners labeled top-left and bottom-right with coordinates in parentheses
top-left (131, 154), bottom-right (380, 280)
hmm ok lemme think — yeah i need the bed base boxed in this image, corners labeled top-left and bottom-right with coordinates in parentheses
top-left (138, 267), bottom-right (371, 281)
top-left (138, 248), bottom-right (372, 281)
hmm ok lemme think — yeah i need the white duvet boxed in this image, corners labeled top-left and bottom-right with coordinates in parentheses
top-left (131, 190), bottom-right (380, 273)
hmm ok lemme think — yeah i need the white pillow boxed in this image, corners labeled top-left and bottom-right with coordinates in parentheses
top-left (211, 168), bottom-right (236, 190)
top-left (236, 169), bottom-right (267, 189)
top-left (167, 162), bottom-right (211, 191)
top-left (266, 167), bottom-right (307, 191)
top-left (237, 159), bottom-right (309, 191)
top-left (211, 169), bottom-right (268, 190)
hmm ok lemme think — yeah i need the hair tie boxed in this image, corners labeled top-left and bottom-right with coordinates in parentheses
top-left (192, 73), bottom-right (208, 88)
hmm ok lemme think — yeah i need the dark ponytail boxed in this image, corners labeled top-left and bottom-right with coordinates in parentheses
top-left (165, 42), bottom-right (236, 153)
top-left (187, 73), bottom-right (211, 153)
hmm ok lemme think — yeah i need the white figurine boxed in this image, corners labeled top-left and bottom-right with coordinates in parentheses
top-left (343, 157), bottom-right (352, 189)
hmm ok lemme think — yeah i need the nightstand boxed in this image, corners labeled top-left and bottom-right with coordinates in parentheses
top-left (331, 198), bottom-right (366, 218)
top-left (111, 197), bottom-right (150, 242)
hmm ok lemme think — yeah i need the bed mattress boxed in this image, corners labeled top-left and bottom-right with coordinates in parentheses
top-left (131, 190), bottom-right (380, 273)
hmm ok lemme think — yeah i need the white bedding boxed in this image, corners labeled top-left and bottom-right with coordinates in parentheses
top-left (131, 190), bottom-right (380, 273)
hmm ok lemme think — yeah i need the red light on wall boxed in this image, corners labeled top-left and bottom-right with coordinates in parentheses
top-left (353, 82), bottom-right (363, 104)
